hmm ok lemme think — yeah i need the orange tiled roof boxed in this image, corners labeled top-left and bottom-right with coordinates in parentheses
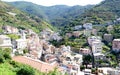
top-left (12, 56), bottom-right (58, 72)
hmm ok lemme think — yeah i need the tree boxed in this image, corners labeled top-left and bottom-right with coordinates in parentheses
top-left (3, 48), bottom-right (11, 54)
top-left (3, 53), bottom-right (11, 60)
top-left (102, 45), bottom-right (110, 53)
top-left (80, 65), bottom-right (85, 71)
top-left (0, 56), bottom-right (5, 63)
top-left (83, 55), bottom-right (92, 68)
top-left (7, 34), bottom-right (20, 40)
top-left (17, 65), bottom-right (35, 75)
top-left (23, 48), bottom-right (29, 54)
top-left (0, 48), bottom-right (11, 63)
top-left (47, 68), bottom-right (64, 75)
top-left (91, 68), bottom-right (97, 74)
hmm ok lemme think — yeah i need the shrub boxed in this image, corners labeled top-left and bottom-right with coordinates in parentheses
top-left (3, 53), bottom-right (11, 60)
top-left (17, 65), bottom-right (35, 75)
top-left (0, 56), bottom-right (5, 63)
top-left (80, 65), bottom-right (85, 71)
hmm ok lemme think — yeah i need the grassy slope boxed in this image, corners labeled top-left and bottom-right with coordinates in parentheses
top-left (76, 0), bottom-right (120, 24)
top-left (0, 1), bottom-right (54, 33)
top-left (0, 63), bottom-right (16, 75)
top-left (0, 62), bottom-right (45, 75)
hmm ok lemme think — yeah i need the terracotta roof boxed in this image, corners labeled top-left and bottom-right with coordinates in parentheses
top-left (12, 56), bottom-right (58, 72)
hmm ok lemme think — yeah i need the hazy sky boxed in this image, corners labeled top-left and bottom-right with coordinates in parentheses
top-left (2, 0), bottom-right (103, 6)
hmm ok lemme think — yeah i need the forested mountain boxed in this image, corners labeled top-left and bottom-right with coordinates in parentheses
top-left (9, 1), bottom-right (94, 26)
top-left (74, 0), bottom-right (120, 25)
top-left (0, 1), bottom-right (54, 33)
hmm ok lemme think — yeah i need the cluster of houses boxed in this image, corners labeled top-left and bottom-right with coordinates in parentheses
top-left (39, 30), bottom-right (84, 75)
top-left (1, 26), bottom-right (43, 59)
top-left (0, 26), bottom-right (84, 75)
top-left (1, 24), bottom-right (120, 75)
top-left (67, 23), bottom-right (120, 74)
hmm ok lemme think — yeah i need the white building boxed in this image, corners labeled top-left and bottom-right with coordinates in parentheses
top-left (15, 39), bottom-right (27, 49)
top-left (98, 67), bottom-right (120, 75)
top-left (14, 31), bottom-right (27, 54)
top-left (50, 33), bottom-right (62, 41)
top-left (116, 18), bottom-right (120, 22)
top-left (92, 40), bottom-right (102, 54)
top-left (60, 64), bottom-right (83, 75)
top-left (83, 23), bottom-right (92, 30)
top-left (13, 38), bottom-right (27, 54)
top-left (65, 53), bottom-right (83, 65)
top-left (74, 25), bottom-right (82, 30)
top-left (84, 69), bottom-right (91, 75)
top-left (87, 36), bottom-right (101, 46)
top-left (0, 35), bottom-right (12, 48)
top-left (94, 53), bottom-right (105, 60)
top-left (61, 45), bottom-right (71, 52)
top-left (40, 29), bottom-right (53, 40)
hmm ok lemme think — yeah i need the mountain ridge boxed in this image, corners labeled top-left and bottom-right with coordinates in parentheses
top-left (9, 1), bottom-right (94, 26)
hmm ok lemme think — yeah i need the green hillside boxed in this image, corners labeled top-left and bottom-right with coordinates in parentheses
top-left (9, 1), bottom-right (94, 27)
top-left (75, 0), bottom-right (120, 24)
top-left (0, 1), bottom-right (54, 33)
top-left (8, 0), bottom-right (120, 27)
top-left (60, 0), bottom-right (120, 32)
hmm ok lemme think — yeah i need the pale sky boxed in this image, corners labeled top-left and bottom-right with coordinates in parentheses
top-left (2, 0), bottom-right (103, 6)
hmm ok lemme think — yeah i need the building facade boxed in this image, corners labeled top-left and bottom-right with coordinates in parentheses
top-left (112, 39), bottom-right (120, 52)
top-left (92, 40), bottom-right (102, 54)
top-left (83, 23), bottom-right (92, 30)
top-left (79, 48), bottom-right (91, 55)
top-left (87, 36), bottom-right (101, 46)
top-left (0, 35), bottom-right (12, 48)
top-left (103, 34), bottom-right (113, 43)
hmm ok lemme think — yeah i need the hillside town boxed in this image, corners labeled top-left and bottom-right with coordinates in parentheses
top-left (1, 0), bottom-right (120, 75)
top-left (1, 18), bottom-right (120, 75)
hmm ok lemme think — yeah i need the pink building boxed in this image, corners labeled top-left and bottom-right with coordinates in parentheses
top-left (112, 39), bottom-right (120, 52)
top-left (92, 29), bottom-right (97, 35)
top-left (72, 31), bottom-right (82, 37)
top-left (79, 48), bottom-right (91, 55)
top-left (66, 33), bottom-right (72, 38)
top-left (3, 26), bottom-right (18, 34)
top-left (27, 34), bottom-right (42, 59)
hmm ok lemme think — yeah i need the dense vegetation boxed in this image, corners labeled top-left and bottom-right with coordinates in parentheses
top-left (8, 0), bottom-right (120, 29)
top-left (73, 0), bottom-right (120, 25)
top-left (9, 1), bottom-right (94, 27)
top-left (0, 1), bottom-right (54, 33)
top-left (7, 34), bottom-right (20, 40)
